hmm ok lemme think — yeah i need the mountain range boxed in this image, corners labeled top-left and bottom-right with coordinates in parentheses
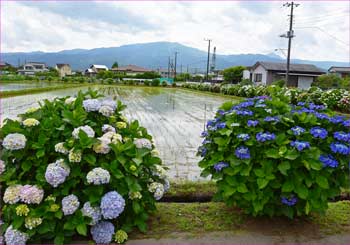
top-left (2, 42), bottom-right (348, 72)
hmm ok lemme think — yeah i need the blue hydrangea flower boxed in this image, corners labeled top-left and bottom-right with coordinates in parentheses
top-left (216, 122), bottom-right (226, 129)
top-left (297, 102), bottom-right (305, 106)
top-left (45, 159), bottom-right (70, 187)
top-left (290, 141), bottom-right (310, 151)
top-left (256, 132), bottom-right (276, 142)
top-left (308, 103), bottom-right (326, 111)
top-left (310, 127), bottom-right (328, 139)
top-left (62, 194), bottom-right (80, 215)
top-left (319, 154), bottom-right (338, 168)
top-left (235, 146), bottom-right (251, 159)
top-left (334, 132), bottom-right (350, 142)
top-left (314, 112), bottom-right (330, 120)
top-left (343, 120), bottom-right (350, 127)
top-left (290, 126), bottom-right (305, 136)
top-left (233, 101), bottom-right (255, 109)
top-left (100, 191), bottom-right (125, 219)
top-left (202, 139), bottom-right (211, 145)
top-left (4, 225), bottom-right (28, 245)
top-left (264, 116), bottom-right (280, 122)
top-left (91, 221), bottom-right (115, 244)
top-left (281, 196), bottom-right (298, 206)
top-left (213, 162), bottom-right (229, 172)
top-left (201, 131), bottom-right (209, 137)
top-left (329, 115), bottom-right (345, 124)
top-left (247, 120), bottom-right (259, 127)
top-left (237, 133), bottom-right (250, 141)
top-left (217, 109), bottom-right (226, 116)
top-left (330, 142), bottom-right (350, 155)
top-left (236, 110), bottom-right (254, 116)
top-left (198, 147), bottom-right (207, 157)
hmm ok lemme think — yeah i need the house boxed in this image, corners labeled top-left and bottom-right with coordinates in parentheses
top-left (17, 62), bottom-right (48, 75)
top-left (328, 66), bottom-right (350, 78)
top-left (55, 64), bottom-right (72, 77)
top-left (84, 64), bottom-right (109, 77)
top-left (245, 61), bottom-right (325, 89)
top-left (111, 65), bottom-right (152, 76)
top-left (0, 62), bottom-right (12, 69)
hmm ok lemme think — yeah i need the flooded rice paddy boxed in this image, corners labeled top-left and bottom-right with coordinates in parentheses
top-left (0, 85), bottom-right (237, 180)
top-left (0, 82), bottom-right (63, 91)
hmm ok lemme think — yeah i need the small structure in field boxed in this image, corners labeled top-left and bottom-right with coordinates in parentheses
top-left (84, 64), bottom-right (109, 77)
top-left (55, 64), bottom-right (72, 77)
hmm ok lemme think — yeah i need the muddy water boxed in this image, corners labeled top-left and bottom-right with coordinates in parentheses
top-left (0, 86), bottom-right (237, 180)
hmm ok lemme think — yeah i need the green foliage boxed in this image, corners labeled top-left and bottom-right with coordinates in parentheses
top-left (272, 79), bottom-right (286, 87)
top-left (240, 79), bottom-right (253, 86)
top-left (222, 66), bottom-right (246, 83)
top-left (161, 81), bottom-right (167, 87)
top-left (151, 79), bottom-right (160, 86)
top-left (313, 74), bottom-right (342, 89)
top-left (135, 72), bottom-right (161, 79)
top-left (0, 89), bottom-right (169, 244)
top-left (198, 97), bottom-right (349, 218)
top-left (112, 62), bottom-right (119, 68)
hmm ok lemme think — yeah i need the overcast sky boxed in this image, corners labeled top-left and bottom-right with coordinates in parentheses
top-left (1, 1), bottom-right (349, 62)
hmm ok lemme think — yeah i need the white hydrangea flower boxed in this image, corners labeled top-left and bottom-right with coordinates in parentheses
top-left (101, 99), bottom-right (117, 110)
top-left (129, 191), bottom-right (142, 200)
top-left (151, 149), bottom-right (160, 157)
top-left (65, 97), bottom-right (76, 105)
top-left (93, 138), bottom-right (111, 154)
top-left (22, 118), bottom-right (40, 127)
top-left (87, 168), bottom-right (110, 185)
top-left (148, 182), bottom-right (164, 200)
top-left (134, 138), bottom-right (152, 150)
top-left (99, 106), bottom-right (115, 117)
top-left (83, 99), bottom-right (102, 112)
top-left (3, 185), bottom-right (22, 204)
top-left (72, 125), bottom-right (95, 139)
top-left (153, 165), bottom-right (167, 179)
top-left (2, 133), bottom-right (27, 150)
top-left (102, 124), bottom-right (116, 133)
top-left (69, 149), bottom-right (82, 163)
top-left (26, 107), bottom-right (39, 114)
top-left (55, 142), bottom-right (69, 154)
top-left (101, 132), bottom-right (122, 144)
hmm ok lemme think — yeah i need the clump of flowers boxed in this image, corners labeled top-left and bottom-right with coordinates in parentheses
top-left (91, 221), bottom-right (115, 244)
top-left (2, 133), bottom-right (27, 150)
top-left (45, 159), bottom-right (70, 187)
top-left (86, 167), bottom-right (110, 185)
top-left (0, 90), bottom-right (168, 244)
top-left (22, 118), bottom-right (40, 127)
top-left (198, 96), bottom-right (350, 218)
top-left (148, 182), bottom-right (165, 200)
top-left (61, 194), bottom-right (80, 216)
top-left (100, 191), bottom-right (125, 219)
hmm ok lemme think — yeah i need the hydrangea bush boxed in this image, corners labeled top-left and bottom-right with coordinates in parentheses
top-left (198, 96), bottom-right (350, 218)
top-left (0, 89), bottom-right (169, 244)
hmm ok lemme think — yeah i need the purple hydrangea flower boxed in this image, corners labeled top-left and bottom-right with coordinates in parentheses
top-left (264, 116), bottom-right (280, 122)
top-left (62, 194), bottom-right (80, 215)
top-left (202, 139), bottom-right (211, 145)
top-left (91, 221), bottom-right (115, 244)
top-left (290, 141), bottom-right (310, 151)
top-left (310, 127), bottom-right (328, 139)
top-left (83, 99), bottom-right (102, 112)
top-left (235, 146), bottom-right (251, 159)
top-left (290, 126), bottom-right (305, 136)
top-left (236, 110), bottom-right (254, 116)
top-left (330, 142), bottom-right (350, 155)
top-left (343, 120), bottom-right (350, 127)
top-left (329, 115), bottom-right (345, 124)
top-left (334, 132), bottom-right (350, 142)
top-left (281, 196), bottom-right (298, 206)
top-left (247, 120), bottom-right (259, 127)
top-left (256, 132), bottom-right (276, 142)
top-left (216, 122), bottom-right (226, 129)
top-left (4, 225), bottom-right (28, 245)
top-left (213, 162), bottom-right (229, 172)
top-left (319, 154), bottom-right (338, 168)
top-left (45, 159), bottom-right (70, 187)
top-left (82, 202), bottom-right (101, 225)
top-left (20, 185), bottom-right (44, 204)
top-left (100, 191), bottom-right (125, 219)
top-left (217, 109), bottom-right (226, 116)
top-left (237, 133), bottom-right (250, 141)
top-left (201, 131), bottom-right (209, 137)
top-left (101, 99), bottom-right (117, 111)
top-left (199, 147), bottom-right (207, 157)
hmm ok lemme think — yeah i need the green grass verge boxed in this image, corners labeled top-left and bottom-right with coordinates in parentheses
top-left (164, 181), bottom-right (217, 199)
top-left (130, 201), bottom-right (350, 239)
top-left (0, 84), bottom-right (89, 98)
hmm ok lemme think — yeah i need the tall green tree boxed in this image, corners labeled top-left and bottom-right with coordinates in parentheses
top-left (222, 66), bottom-right (246, 83)
top-left (112, 62), bottom-right (119, 68)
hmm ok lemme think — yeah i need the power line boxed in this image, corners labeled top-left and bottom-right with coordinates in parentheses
top-left (294, 10), bottom-right (349, 20)
top-left (295, 26), bottom-right (350, 47)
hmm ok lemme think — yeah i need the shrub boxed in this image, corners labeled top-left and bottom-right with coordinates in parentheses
top-left (151, 79), bottom-right (160, 87)
top-left (172, 82), bottom-right (177, 87)
top-left (198, 96), bottom-right (350, 218)
top-left (272, 79), bottom-right (286, 87)
top-left (313, 74), bottom-right (342, 89)
top-left (0, 89), bottom-right (169, 244)
top-left (144, 80), bottom-right (150, 86)
top-left (240, 79), bottom-right (253, 86)
top-left (161, 81), bottom-right (167, 87)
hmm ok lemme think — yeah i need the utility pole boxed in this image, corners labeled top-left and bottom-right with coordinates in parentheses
top-left (174, 52), bottom-right (178, 80)
top-left (281, 2), bottom-right (299, 86)
top-left (168, 56), bottom-right (170, 78)
top-left (204, 38), bottom-right (212, 83)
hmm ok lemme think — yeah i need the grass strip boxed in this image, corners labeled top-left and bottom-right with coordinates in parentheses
top-left (0, 84), bottom-right (88, 98)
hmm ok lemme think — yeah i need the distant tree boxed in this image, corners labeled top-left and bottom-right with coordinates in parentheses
top-left (222, 66), bottom-right (246, 83)
top-left (112, 62), bottom-right (119, 68)
top-left (135, 71), bottom-right (161, 79)
top-left (312, 74), bottom-right (342, 89)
